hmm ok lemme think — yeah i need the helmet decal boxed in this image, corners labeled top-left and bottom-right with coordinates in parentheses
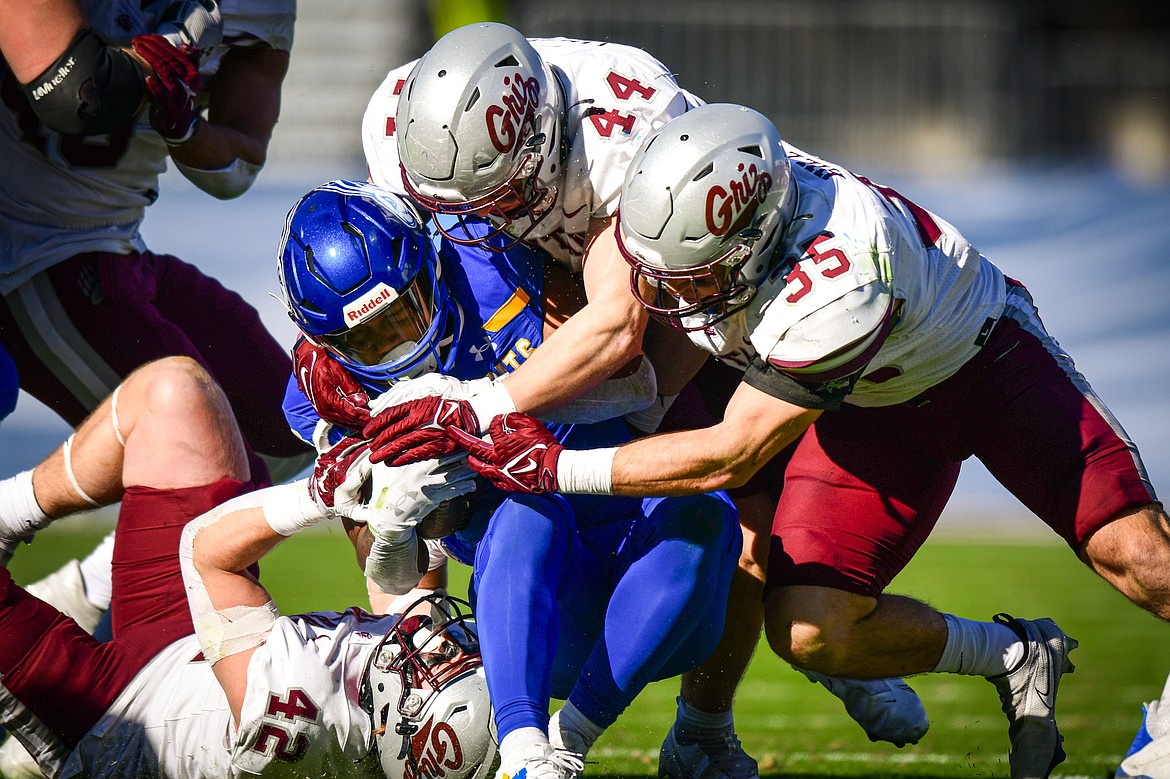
top-left (706, 161), bottom-right (774, 237)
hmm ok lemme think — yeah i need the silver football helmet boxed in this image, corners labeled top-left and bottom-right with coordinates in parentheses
top-left (395, 22), bottom-right (564, 251)
top-left (369, 595), bottom-right (497, 779)
top-left (617, 103), bottom-right (793, 330)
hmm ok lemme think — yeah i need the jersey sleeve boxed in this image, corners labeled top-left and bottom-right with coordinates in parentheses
top-left (748, 188), bottom-right (898, 407)
top-left (362, 61), bottom-right (419, 194)
top-left (218, 0), bottom-right (296, 51)
top-left (282, 373), bottom-right (322, 447)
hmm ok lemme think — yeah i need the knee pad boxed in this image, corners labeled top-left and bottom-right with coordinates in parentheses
top-left (23, 29), bottom-right (146, 136)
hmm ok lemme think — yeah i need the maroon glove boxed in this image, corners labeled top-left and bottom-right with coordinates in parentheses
top-left (292, 338), bottom-right (371, 430)
top-left (130, 33), bottom-right (202, 143)
top-left (364, 395), bottom-right (480, 466)
top-left (447, 413), bottom-right (562, 494)
top-left (307, 435), bottom-right (369, 509)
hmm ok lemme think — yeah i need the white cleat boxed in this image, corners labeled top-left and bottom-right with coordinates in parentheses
top-left (1115, 673), bottom-right (1170, 778)
top-left (548, 708), bottom-right (589, 766)
top-left (494, 742), bottom-right (584, 779)
top-left (24, 558), bottom-right (104, 634)
top-left (796, 667), bottom-right (929, 746)
top-left (658, 722), bottom-right (758, 779)
top-left (987, 613), bottom-right (1077, 779)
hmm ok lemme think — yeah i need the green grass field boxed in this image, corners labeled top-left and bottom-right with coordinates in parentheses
top-left (9, 521), bottom-right (1164, 778)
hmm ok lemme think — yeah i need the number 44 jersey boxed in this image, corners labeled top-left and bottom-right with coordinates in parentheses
top-left (363, 37), bottom-right (703, 273)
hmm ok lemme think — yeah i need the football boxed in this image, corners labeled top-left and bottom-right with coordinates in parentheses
top-left (416, 491), bottom-right (476, 539)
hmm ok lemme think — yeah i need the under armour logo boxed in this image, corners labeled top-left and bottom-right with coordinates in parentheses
top-left (468, 340), bottom-right (493, 362)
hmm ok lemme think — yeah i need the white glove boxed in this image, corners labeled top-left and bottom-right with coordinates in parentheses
top-left (334, 453), bottom-right (477, 536)
top-left (154, 0), bottom-right (224, 52)
top-left (368, 373), bottom-right (494, 415)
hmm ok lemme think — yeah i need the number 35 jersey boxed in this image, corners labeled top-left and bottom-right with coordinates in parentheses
top-left (686, 144), bottom-right (1006, 409)
top-left (63, 610), bottom-right (397, 778)
top-left (0, 0), bottom-right (295, 294)
top-left (362, 37), bottom-right (703, 273)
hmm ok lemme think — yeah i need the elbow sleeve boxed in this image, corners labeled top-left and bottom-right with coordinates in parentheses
top-left (23, 29), bottom-right (145, 136)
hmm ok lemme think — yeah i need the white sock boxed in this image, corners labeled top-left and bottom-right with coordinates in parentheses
top-left (934, 613), bottom-right (1025, 677)
top-left (78, 531), bottom-right (116, 609)
top-left (499, 726), bottom-right (549, 765)
top-left (555, 701), bottom-right (605, 755)
top-left (0, 470), bottom-right (51, 540)
top-left (674, 695), bottom-right (735, 740)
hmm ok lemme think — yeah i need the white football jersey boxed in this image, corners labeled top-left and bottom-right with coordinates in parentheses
top-left (685, 143), bottom-right (1006, 408)
top-left (60, 609), bottom-right (394, 779)
top-left (361, 38), bottom-right (703, 272)
top-left (0, 0), bottom-right (296, 295)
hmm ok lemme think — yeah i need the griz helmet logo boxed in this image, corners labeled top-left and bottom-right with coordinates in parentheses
top-left (402, 715), bottom-right (465, 779)
top-left (486, 73), bottom-right (541, 155)
top-left (705, 163), bottom-right (773, 238)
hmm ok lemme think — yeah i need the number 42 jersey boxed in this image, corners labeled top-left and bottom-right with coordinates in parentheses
top-left (61, 610), bottom-right (397, 779)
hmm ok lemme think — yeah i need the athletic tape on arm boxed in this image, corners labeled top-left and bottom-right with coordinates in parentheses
top-left (179, 490), bottom-right (278, 664)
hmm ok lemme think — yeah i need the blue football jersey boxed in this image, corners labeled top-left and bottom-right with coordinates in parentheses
top-left (282, 219), bottom-right (639, 562)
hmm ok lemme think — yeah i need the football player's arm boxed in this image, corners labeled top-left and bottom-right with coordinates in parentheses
top-left (0, 0), bottom-right (87, 83)
top-left (181, 484), bottom-right (328, 724)
top-left (2, 0), bottom-right (152, 135)
top-left (608, 380), bottom-right (819, 495)
top-left (168, 43), bottom-right (290, 198)
top-left (499, 218), bottom-right (647, 416)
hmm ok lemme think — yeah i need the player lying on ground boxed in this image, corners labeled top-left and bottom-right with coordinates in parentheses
top-left (408, 104), bottom-right (1170, 779)
top-left (0, 356), bottom-right (496, 779)
top-left (277, 180), bottom-right (743, 779)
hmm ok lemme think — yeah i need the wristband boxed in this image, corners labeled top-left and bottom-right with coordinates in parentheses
top-left (557, 447), bottom-right (619, 495)
top-left (467, 381), bottom-right (517, 433)
top-left (163, 115), bottom-right (201, 146)
top-left (262, 480), bottom-right (329, 536)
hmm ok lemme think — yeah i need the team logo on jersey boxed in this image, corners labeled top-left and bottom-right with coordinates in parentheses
top-left (403, 715), bottom-right (465, 779)
top-left (705, 163), bottom-right (773, 237)
top-left (342, 283), bottom-right (399, 327)
top-left (486, 74), bottom-right (541, 155)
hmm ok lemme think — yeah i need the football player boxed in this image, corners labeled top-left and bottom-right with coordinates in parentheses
top-left (277, 181), bottom-right (743, 779)
top-left (0, 0), bottom-right (309, 503)
top-left (0, 0), bottom-right (219, 135)
top-left (456, 103), bottom-right (1170, 778)
top-left (350, 22), bottom-right (929, 773)
top-left (0, 356), bottom-right (496, 779)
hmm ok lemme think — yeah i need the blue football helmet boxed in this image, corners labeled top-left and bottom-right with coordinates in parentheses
top-left (277, 180), bottom-right (462, 387)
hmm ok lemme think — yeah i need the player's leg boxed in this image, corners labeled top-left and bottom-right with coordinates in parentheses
top-left (968, 304), bottom-right (1168, 618)
top-left (147, 250), bottom-right (313, 482)
top-left (767, 334), bottom-right (1080, 778)
top-left (0, 252), bottom-right (310, 486)
top-left (550, 492), bottom-right (739, 768)
top-left (0, 357), bottom-right (253, 776)
top-left (472, 493), bottom-right (580, 779)
top-left (657, 361), bottom-right (927, 776)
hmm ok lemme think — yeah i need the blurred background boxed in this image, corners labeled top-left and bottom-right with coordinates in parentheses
top-left (3, 0), bottom-right (1168, 529)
